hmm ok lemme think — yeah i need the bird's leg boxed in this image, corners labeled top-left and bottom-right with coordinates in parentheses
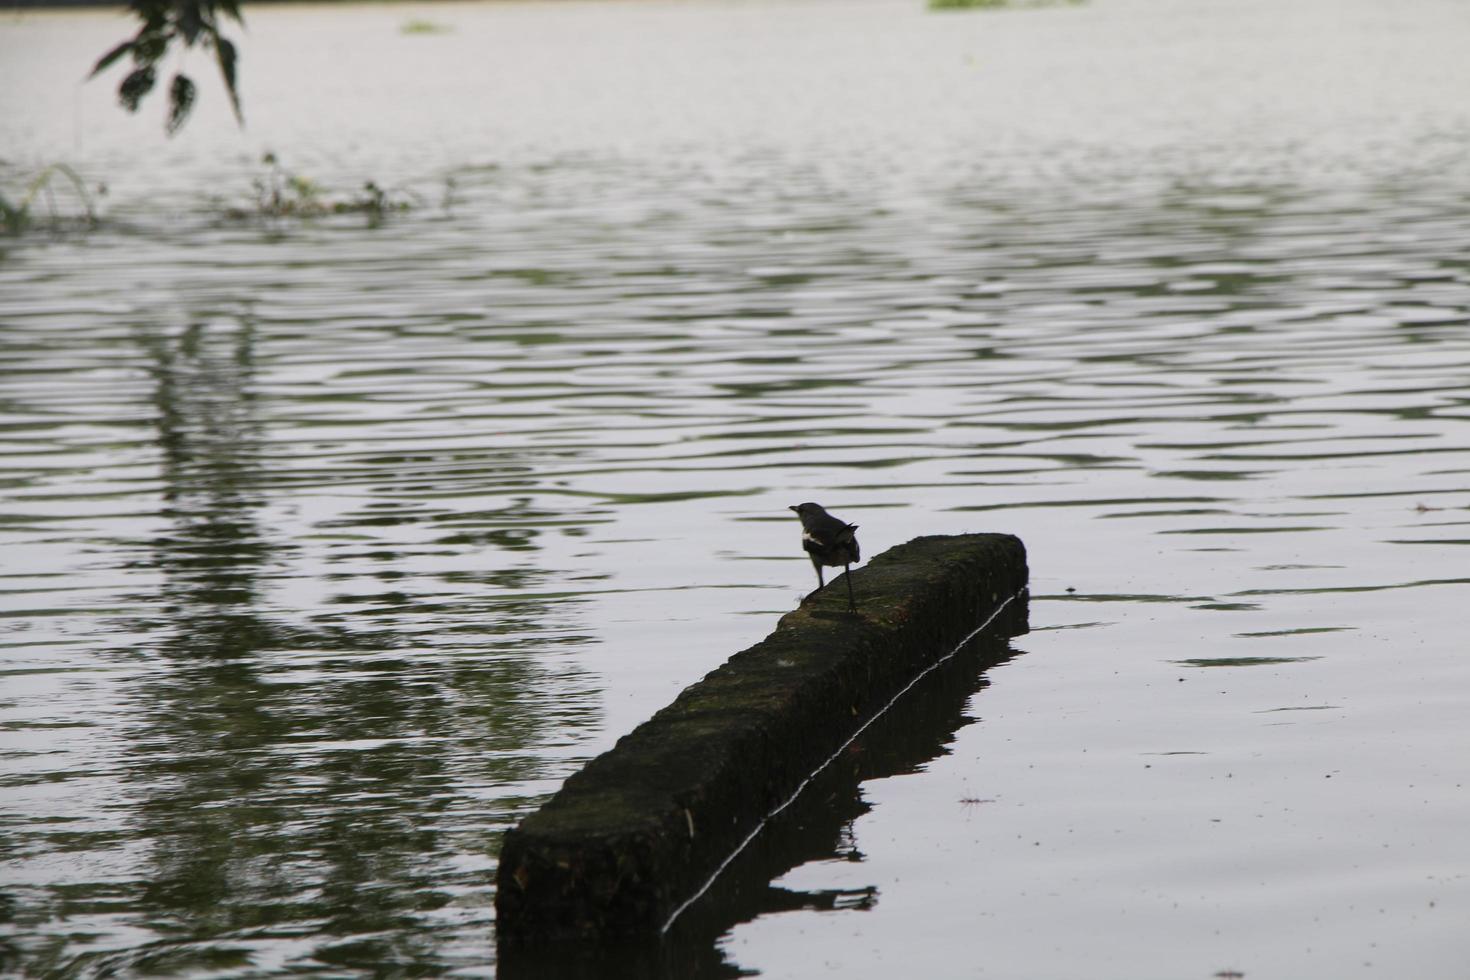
top-left (803, 560), bottom-right (825, 601)
top-left (844, 564), bottom-right (856, 611)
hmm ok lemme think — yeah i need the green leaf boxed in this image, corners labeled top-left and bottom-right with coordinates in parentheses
top-left (118, 65), bottom-right (156, 112)
top-left (89, 39), bottom-right (134, 78)
top-left (215, 35), bottom-right (243, 123)
top-left (133, 28), bottom-right (168, 64)
top-left (165, 72), bottom-right (196, 135)
top-left (178, 4), bottom-right (204, 43)
top-left (142, 10), bottom-right (168, 36)
top-left (90, 0), bottom-right (247, 131)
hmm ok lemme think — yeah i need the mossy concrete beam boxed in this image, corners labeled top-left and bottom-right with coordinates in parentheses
top-left (494, 532), bottom-right (1029, 943)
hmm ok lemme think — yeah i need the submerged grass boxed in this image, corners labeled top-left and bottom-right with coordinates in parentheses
top-left (2, 155), bottom-right (423, 235)
top-left (0, 164), bottom-right (101, 235)
top-left (223, 152), bottom-right (418, 225)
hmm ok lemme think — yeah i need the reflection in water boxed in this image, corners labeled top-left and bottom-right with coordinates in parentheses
top-left (104, 318), bottom-right (299, 974)
top-left (20, 316), bottom-right (604, 976)
top-left (498, 633), bottom-right (1023, 980)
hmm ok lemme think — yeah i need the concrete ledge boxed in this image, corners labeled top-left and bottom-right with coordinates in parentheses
top-left (494, 532), bottom-right (1029, 943)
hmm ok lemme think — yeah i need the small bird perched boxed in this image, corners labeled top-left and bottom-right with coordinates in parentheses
top-left (789, 502), bottom-right (861, 611)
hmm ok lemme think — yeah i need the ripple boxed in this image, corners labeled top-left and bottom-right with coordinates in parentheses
top-left (3, 0), bottom-right (1470, 975)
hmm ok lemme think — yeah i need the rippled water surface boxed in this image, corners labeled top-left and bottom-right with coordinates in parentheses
top-left (3, 0), bottom-right (1470, 975)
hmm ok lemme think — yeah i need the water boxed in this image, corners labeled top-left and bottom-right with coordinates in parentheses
top-left (2, 0), bottom-right (1470, 975)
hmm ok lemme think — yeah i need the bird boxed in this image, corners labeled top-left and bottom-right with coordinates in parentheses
top-left (789, 502), bottom-right (861, 611)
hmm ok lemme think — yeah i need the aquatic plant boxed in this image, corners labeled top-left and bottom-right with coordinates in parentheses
top-left (0, 164), bottom-right (101, 235)
top-left (401, 19), bottom-right (452, 35)
top-left (226, 153), bottom-right (416, 224)
top-left (929, 0), bottom-right (1085, 10)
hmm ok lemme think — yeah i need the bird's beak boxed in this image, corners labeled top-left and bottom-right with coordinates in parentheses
top-left (788, 505), bottom-right (799, 513)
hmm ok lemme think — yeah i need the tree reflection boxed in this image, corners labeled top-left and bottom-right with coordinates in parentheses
top-left (55, 315), bottom-right (603, 976)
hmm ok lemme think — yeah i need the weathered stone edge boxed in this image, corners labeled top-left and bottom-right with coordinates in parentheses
top-left (495, 532), bottom-right (1029, 942)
